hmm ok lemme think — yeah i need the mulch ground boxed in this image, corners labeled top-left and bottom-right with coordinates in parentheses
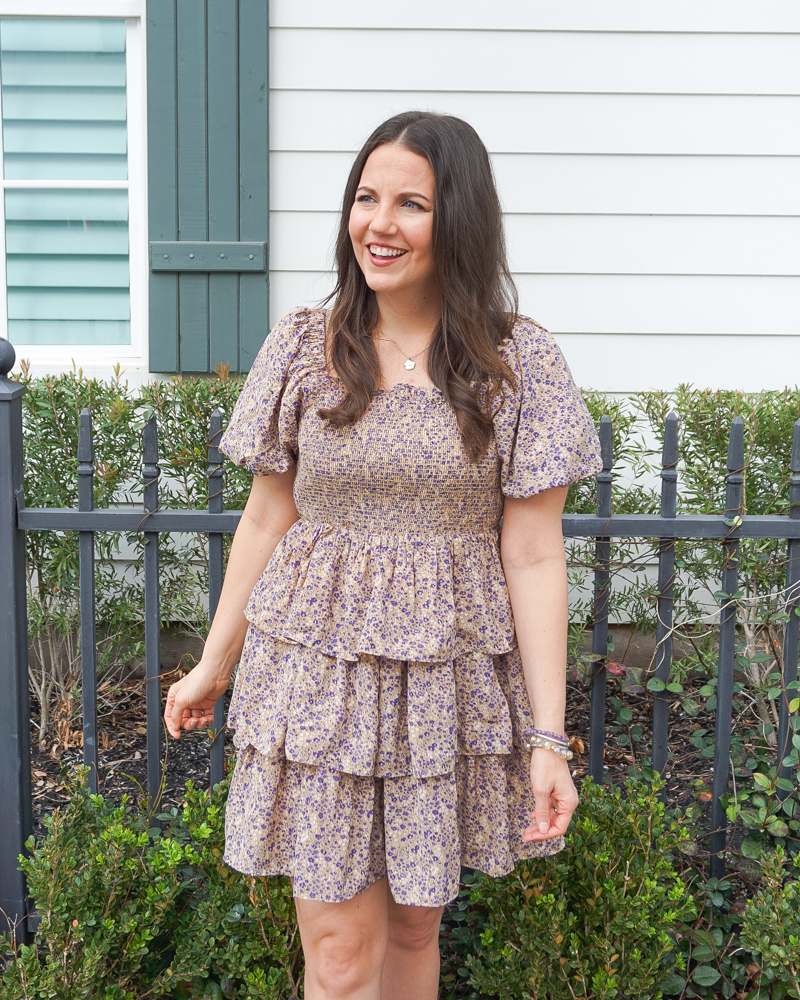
top-left (29, 674), bottom-right (236, 840)
top-left (567, 674), bottom-right (718, 809)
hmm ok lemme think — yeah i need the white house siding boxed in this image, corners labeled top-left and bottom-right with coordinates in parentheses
top-left (268, 0), bottom-right (800, 393)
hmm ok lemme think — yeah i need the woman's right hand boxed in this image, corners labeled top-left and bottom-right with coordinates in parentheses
top-left (162, 470), bottom-right (299, 741)
top-left (164, 664), bottom-right (231, 739)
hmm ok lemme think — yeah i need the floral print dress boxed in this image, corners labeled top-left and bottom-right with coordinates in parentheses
top-left (218, 306), bottom-right (602, 907)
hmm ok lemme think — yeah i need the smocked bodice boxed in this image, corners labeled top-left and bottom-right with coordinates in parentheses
top-left (293, 381), bottom-right (503, 536)
top-left (218, 307), bottom-right (602, 665)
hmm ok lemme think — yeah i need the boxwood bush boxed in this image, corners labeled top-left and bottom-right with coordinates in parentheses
top-left (0, 768), bottom-right (302, 1000)
top-left (462, 775), bottom-right (696, 1000)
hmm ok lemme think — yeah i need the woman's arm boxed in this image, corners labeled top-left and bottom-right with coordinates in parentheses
top-left (500, 485), bottom-right (579, 844)
top-left (164, 466), bottom-right (299, 738)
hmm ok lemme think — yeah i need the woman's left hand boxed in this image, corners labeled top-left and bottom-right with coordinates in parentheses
top-left (523, 749), bottom-right (579, 842)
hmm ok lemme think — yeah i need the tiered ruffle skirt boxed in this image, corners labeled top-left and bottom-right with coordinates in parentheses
top-left (224, 626), bottom-right (565, 907)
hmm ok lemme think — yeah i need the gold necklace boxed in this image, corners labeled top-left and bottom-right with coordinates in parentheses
top-left (376, 333), bottom-right (431, 371)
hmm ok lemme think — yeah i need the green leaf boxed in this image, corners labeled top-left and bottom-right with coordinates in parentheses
top-left (661, 972), bottom-right (686, 994)
top-left (666, 682), bottom-right (683, 694)
top-left (791, 698), bottom-right (800, 714)
top-left (739, 808), bottom-right (762, 828)
top-left (693, 929), bottom-right (717, 949)
top-left (766, 817), bottom-right (790, 838)
top-left (752, 772), bottom-right (772, 788)
top-left (647, 677), bottom-right (666, 692)
top-left (692, 965), bottom-right (721, 987)
top-left (741, 838), bottom-right (764, 859)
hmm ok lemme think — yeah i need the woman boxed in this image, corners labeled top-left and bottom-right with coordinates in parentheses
top-left (165, 111), bottom-right (602, 1000)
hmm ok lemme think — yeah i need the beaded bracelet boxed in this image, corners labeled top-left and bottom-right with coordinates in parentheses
top-left (523, 730), bottom-right (573, 760)
top-left (527, 728), bottom-right (569, 744)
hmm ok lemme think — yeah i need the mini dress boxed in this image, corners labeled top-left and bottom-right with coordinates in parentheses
top-left (218, 306), bottom-right (602, 908)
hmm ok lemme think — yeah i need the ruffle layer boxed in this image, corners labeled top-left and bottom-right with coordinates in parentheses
top-left (227, 627), bottom-right (535, 779)
top-left (223, 746), bottom-right (564, 907)
top-left (244, 519), bottom-right (516, 663)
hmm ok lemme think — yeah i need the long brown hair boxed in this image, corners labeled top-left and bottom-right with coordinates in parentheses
top-left (319, 111), bottom-right (518, 461)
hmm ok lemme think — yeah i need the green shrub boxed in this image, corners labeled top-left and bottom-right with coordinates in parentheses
top-left (155, 779), bottom-right (302, 999)
top-left (16, 363), bottom-right (253, 742)
top-left (16, 365), bottom-right (800, 745)
top-left (1, 768), bottom-right (301, 1000)
top-left (740, 846), bottom-right (800, 1000)
top-left (465, 776), bottom-right (696, 1000)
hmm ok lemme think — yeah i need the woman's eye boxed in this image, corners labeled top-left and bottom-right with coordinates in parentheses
top-left (403, 200), bottom-right (422, 210)
top-left (356, 194), bottom-right (374, 203)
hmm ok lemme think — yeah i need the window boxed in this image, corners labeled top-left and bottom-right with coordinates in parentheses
top-left (0, 3), bottom-right (146, 367)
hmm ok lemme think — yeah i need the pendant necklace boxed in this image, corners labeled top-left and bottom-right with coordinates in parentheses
top-left (377, 333), bottom-right (431, 371)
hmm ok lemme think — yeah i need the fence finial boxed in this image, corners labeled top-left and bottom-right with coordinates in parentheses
top-left (790, 418), bottom-right (800, 521)
top-left (727, 416), bottom-right (745, 473)
top-left (792, 418), bottom-right (800, 477)
top-left (599, 415), bottom-right (614, 471)
top-left (0, 338), bottom-right (15, 378)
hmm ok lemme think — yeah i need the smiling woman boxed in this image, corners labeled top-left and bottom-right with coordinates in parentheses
top-left (164, 110), bottom-right (602, 1000)
top-left (320, 111), bottom-right (520, 462)
top-left (349, 144), bottom-right (438, 380)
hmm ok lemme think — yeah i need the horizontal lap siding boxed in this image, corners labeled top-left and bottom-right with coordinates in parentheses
top-left (269, 0), bottom-right (800, 33)
top-left (270, 211), bottom-right (800, 277)
top-left (272, 92), bottom-right (800, 155)
top-left (271, 272), bottom-right (800, 336)
top-left (267, 11), bottom-right (800, 391)
top-left (272, 152), bottom-right (800, 216)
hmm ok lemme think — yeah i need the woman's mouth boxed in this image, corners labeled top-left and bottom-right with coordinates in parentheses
top-left (367, 244), bottom-right (408, 266)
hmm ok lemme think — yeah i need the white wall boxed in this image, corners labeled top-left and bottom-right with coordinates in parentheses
top-left (268, 0), bottom-right (800, 392)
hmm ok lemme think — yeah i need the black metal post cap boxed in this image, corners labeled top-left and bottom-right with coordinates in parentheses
top-left (0, 337), bottom-right (15, 377)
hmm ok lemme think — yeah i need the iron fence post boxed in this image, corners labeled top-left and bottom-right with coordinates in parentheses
top-left (208, 409), bottom-right (225, 788)
top-left (142, 416), bottom-right (163, 808)
top-left (777, 418), bottom-right (800, 792)
top-left (78, 409), bottom-right (99, 792)
top-left (710, 417), bottom-right (744, 879)
top-left (0, 339), bottom-right (33, 940)
top-left (588, 416), bottom-right (613, 782)
top-left (652, 413), bottom-right (679, 785)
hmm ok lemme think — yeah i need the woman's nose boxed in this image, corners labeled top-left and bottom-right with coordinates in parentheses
top-left (370, 203), bottom-right (397, 235)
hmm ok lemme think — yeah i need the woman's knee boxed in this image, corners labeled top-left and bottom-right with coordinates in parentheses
top-left (387, 904), bottom-right (443, 954)
top-left (313, 926), bottom-right (384, 993)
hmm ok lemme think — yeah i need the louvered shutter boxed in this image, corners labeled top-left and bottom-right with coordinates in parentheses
top-left (146, 0), bottom-right (268, 374)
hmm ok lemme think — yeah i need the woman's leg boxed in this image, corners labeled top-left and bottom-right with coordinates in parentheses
top-left (380, 895), bottom-right (444, 1000)
top-left (295, 877), bottom-right (390, 1000)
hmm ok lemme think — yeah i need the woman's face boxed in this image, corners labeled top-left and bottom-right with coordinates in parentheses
top-left (348, 143), bottom-right (438, 302)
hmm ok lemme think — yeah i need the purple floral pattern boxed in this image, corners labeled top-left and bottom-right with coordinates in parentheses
top-left (218, 307), bottom-right (602, 907)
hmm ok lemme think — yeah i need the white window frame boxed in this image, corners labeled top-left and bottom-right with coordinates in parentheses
top-left (0, 0), bottom-right (148, 371)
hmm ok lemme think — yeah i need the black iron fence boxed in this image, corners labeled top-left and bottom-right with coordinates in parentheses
top-left (1, 339), bottom-right (800, 939)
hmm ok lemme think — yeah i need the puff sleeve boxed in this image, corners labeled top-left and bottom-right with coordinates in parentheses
top-left (218, 308), bottom-right (310, 476)
top-left (493, 317), bottom-right (602, 497)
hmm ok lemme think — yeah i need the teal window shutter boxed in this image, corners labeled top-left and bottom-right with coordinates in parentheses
top-left (147, 0), bottom-right (269, 374)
